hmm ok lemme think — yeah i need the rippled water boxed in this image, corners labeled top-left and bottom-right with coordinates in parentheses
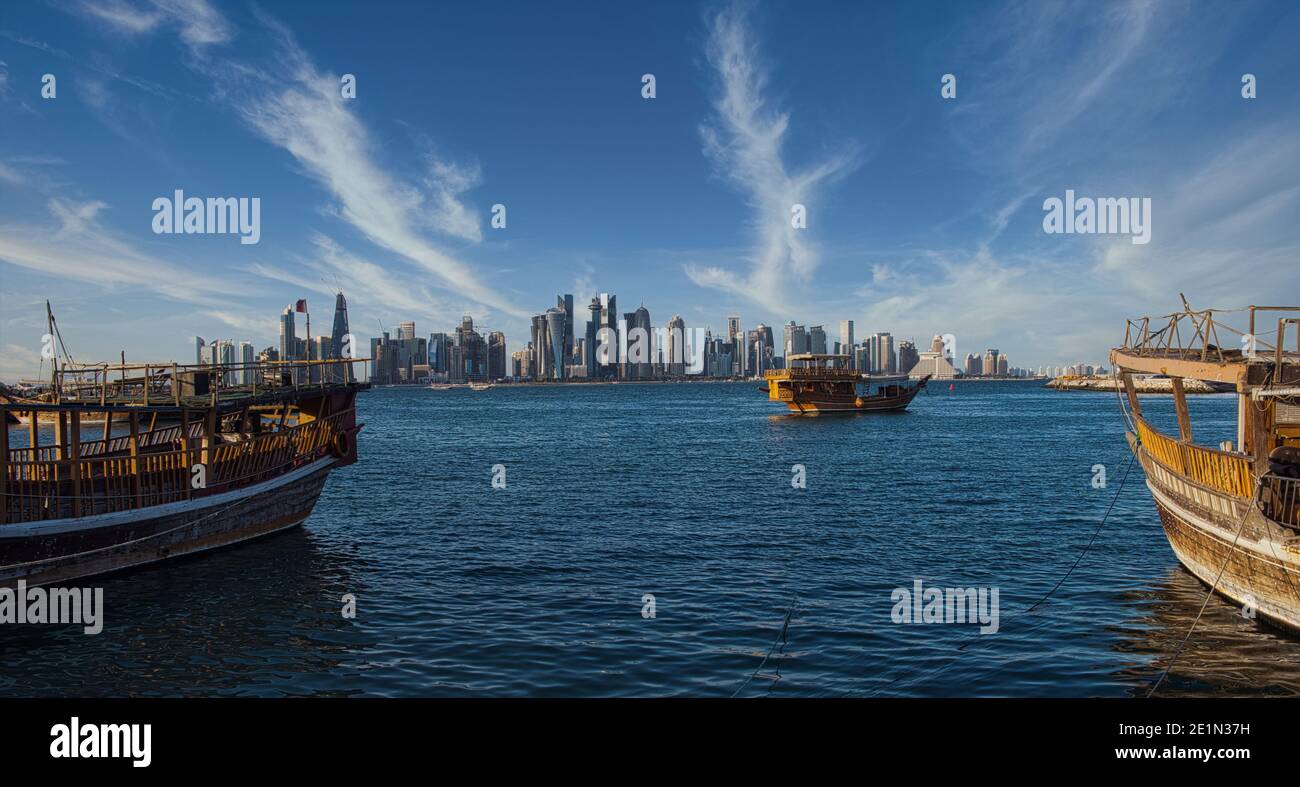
top-left (5, 380), bottom-right (1300, 697)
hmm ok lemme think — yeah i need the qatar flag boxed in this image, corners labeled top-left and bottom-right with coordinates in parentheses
top-left (295, 299), bottom-right (308, 313)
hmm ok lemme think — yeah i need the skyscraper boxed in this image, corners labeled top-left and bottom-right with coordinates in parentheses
top-left (783, 322), bottom-right (808, 359)
top-left (666, 314), bottom-right (687, 376)
top-left (868, 332), bottom-right (895, 373)
top-left (545, 307), bottom-right (567, 380)
top-left (398, 321), bottom-right (415, 341)
top-left (983, 349), bottom-right (1000, 378)
top-left (839, 320), bottom-right (855, 367)
top-left (586, 297), bottom-right (600, 379)
top-left (488, 331), bottom-right (507, 380)
top-left (897, 340), bottom-right (919, 375)
top-left (624, 305), bottom-right (652, 379)
top-left (240, 341), bottom-right (254, 385)
top-left (809, 325), bottom-right (827, 355)
top-left (279, 306), bottom-right (296, 368)
top-left (329, 291), bottom-right (352, 382)
top-left (194, 336), bottom-right (206, 366)
top-left (557, 294), bottom-right (575, 364)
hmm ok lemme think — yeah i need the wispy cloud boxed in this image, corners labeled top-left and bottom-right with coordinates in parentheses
top-left (73, 0), bottom-right (232, 51)
top-left (0, 198), bottom-right (232, 302)
top-left (685, 2), bottom-right (860, 314)
top-left (208, 11), bottom-right (522, 318)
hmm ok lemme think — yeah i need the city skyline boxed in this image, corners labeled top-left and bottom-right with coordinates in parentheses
top-left (2, 1), bottom-right (1298, 381)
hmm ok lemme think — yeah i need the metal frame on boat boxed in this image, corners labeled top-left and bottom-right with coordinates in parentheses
top-left (1112, 301), bottom-right (1300, 631)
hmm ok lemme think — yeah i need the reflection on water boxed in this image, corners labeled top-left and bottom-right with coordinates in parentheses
top-left (4, 382), bottom-right (1298, 696)
top-left (0, 528), bottom-right (376, 697)
top-left (1112, 565), bottom-right (1300, 697)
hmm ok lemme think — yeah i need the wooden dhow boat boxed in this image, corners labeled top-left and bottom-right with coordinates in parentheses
top-left (1112, 301), bottom-right (1300, 631)
top-left (763, 353), bottom-right (929, 415)
top-left (1, 357), bottom-right (366, 586)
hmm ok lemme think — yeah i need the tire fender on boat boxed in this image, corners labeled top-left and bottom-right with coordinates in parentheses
top-left (331, 431), bottom-right (353, 460)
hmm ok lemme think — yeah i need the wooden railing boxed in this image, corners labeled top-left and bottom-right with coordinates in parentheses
top-left (3, 411), bottom-right (349, 524)
top-left (1136, 417), bottom-right (1254, 498)
top-left (766, 367), bottom-right (860, 380)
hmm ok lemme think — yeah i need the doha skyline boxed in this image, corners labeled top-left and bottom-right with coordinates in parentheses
top-left (2, 2), bottom-right (1298, 382)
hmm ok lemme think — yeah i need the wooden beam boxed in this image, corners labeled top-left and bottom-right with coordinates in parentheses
top-left (69, 410), bottom-right (81, 518)
top-left (54, 410), bottom-right (67, 460)
top-left (1110, 348), bottom-right (1249, 386)
top-left (129, 411), bottom-right (141, 510)
top-left (1121, 372), bottom-right (1143, 419)
top-left (1170, 377), bottom-right (1193, 442)
top-left (180, 409), bottom-right (192, 501)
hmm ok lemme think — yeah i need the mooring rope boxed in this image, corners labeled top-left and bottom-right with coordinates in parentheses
top-left (731, 593), bottom-right (798, 698)
top-left (1146, 480), bottom-right (1260, 697)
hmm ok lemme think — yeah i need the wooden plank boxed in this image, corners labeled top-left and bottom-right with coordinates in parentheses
top-left (1171, 377), bottom-right (1193, 442)
top-left (129, 411), bottom-right (142, 510)
top-left (1110, 348), bottom-right (1249, 386)
top-left (1121, 372), bottom-right (1143, 419)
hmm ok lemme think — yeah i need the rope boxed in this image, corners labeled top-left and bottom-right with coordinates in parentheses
top-left (0, 489), bottom-right (262, 573)
top-left (731, 593), bottom-right (798, 698)
top-left (1146, 479), bottom-right (1260, 697)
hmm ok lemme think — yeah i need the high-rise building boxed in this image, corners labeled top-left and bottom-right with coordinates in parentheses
top-left (545, 307), bottom-right (567, 380)
top-left (240, 341), bottom-right (255, 385)
top-left (868, 332), bottom-right (896, 373)
top-left (329, 291), bottom-right (352, 382)
top-left (557, 294), bottom-right (575, 365)
top-left (279, 306), bottom-right (296, 369)
top-left (623, 305), bottom-right (653, 379)
top-left (194, 336), bottom-right (206, 366)
top-left (839, 321), bottom-right (855, 366)
top-left (983, 349), bottom-right (1000, 378)
top-left (397, 321), bottom-right (415, 341)
top-left (666, 314), bottom-right (687, 376)
top-left (596, 293), bottom-right (619, 377)
top-left (488, 331), bottom-right (507, 380)
top-left (586, 297), bottom-right (601, 378)
top-left (897, 340), bottom-right (920, 375)
top-left (456, 315), bottom-right (487, 382)
top-left (808, 325), bottom-right (827, 355)
top-left (964, 353), bottom-right (982, 377)
top-left (783, 322), bottom-right (808, 359)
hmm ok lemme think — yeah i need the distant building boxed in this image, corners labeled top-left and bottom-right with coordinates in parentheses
top-left (965, 353), bottom-right (982, 376)
top-left (488, 331), bottom-right (507, 380)
top-left (868, 332), bottom-right (896, 373)
top-left (808, 325), bottom-right (827, 355)
top-left (240, 341), bottom-right (255, 385)
top-left (908, 335), bottom-right (957, 379)
top-left (897, 340), bottom-right (920, 375)
top-left (839, 320), bottom-right (855, 367)
top-left (666, 314), bottom-right (687, 376)
top-left (328, 291), bottom-right (352, 383)
top-left (983, 349), bottom-right (1000, 378)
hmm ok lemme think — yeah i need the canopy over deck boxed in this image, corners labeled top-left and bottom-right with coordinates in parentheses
top-left (1110, 303), bottom-right (1300, 389)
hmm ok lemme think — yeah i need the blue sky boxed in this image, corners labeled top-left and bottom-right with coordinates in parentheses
top-left (1, 0), bottom-right (1298, 380)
